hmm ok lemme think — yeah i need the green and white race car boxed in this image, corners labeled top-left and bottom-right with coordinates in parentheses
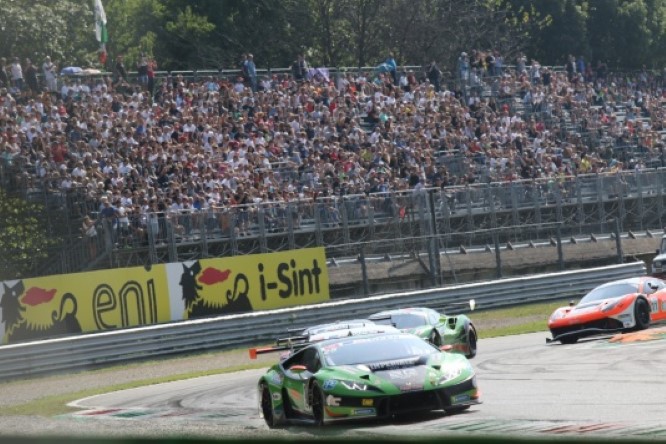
top-left (369, 307), bottom-right (478, 358)
top-left (253, 332), bottom-right (480, 427)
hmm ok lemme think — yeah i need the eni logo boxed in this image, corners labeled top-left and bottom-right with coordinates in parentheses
top-left (258, 259), bottom-right (323, 300)
top-left (93, 279), bottom-right (158, 329)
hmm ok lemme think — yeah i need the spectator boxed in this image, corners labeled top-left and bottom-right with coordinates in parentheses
top-left (244, 53), bottom-right (257, 92)
top-left (10, 57), bottom-right (23, 92)
top-left (82, 215), bottom-right (98, 259)
top-left (42, 56), bottom-right (58, 93)
top-left (292, 53), bottom-right (308, 83)
top-left (385, 52), bottom-right (398, 85)
top-left (0, 58), bottom-right (9, 88)
top-left (137, 52), bottom-right (149, 86)
top-left (427, 60), bottom-right (442, 92)
top-left (24, 58), bottom-right (39, 95)
top-left (114, 55), bottom-right (128, 86)
top-left (457, 52), bottom-right (470, 84)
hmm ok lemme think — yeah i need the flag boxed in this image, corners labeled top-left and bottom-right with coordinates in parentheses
top-left (94, 0), bottom-right (108, 64)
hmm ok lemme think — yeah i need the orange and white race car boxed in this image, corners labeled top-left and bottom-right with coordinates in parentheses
top-left (547, 276), bottom-right (666, 344)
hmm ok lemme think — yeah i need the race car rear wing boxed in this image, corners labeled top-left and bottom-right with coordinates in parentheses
top-left (248, 335), bottom-right (310, 359)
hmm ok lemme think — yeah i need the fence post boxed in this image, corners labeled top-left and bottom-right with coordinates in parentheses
top-left (556, 223), bottom-right (564, 270)
top-left (494, 230), bottom-right (502, 278)
top-left (360, 245), bottom-right (369, 297)
top-left (614, 218), bottom-right (624, 264)
top-left (428, 191), bottom-right (442, 286)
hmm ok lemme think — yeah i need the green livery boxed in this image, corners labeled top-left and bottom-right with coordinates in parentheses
top-left (369, 307), bottom-right (477, 358)
top-left (257, 333), bottom-right (480, 427)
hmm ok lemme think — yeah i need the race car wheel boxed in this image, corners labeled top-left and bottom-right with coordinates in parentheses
top-left (445, 405), bottom-right (471, 415)
top-left (634, 298), bottom-right (651, 330)
top-left (429, 330), bottom-right (442, 347)
top-left (260, 383), bottom-right (278, 428)
top-left (310, 383), bottom-right (326, 426)
top-left (559, 335), bottom-right (578, 344)
top-left (465, 326), bottom-right (477, 359)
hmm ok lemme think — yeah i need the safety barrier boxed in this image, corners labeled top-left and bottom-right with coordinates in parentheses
top-left (0, 261), bottom-right (646, 381)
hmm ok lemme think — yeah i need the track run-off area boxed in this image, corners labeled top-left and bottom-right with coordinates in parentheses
top-left (61, 327), bottom-right (666, 440)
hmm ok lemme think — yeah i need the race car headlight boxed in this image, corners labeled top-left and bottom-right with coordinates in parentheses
top-left (340, 380), bottom-right (369, 391)
top-left (549, 311), bottom-right (565, 321)
top-left (438, 359), bottom-right (473, 384)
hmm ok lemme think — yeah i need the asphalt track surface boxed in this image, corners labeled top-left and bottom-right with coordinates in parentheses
top-left (67, 329), bottom-right (666, 440)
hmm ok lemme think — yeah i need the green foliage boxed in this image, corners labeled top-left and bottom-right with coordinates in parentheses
top-left (2, 1), bottom-right (666, 80)
top-left (0, 0), bottom-right (94, 66)
top-left (0, 189), bottom-right (60, 280)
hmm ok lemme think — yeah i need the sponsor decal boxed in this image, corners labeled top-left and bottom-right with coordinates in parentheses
top-left (361, 399), bottom-right (374, 407)
top-left (0, 267), bottom-right (168, 344)
top-left (326, 395), bottom-right (341, 407)
top-left (452, 393), bottom-right (470, 403)
top-left (270, 372), bottom-right (283, 385)
top-left (388, 368), bottom-right (418, 379)
top-left (398, 382), bottom-right (424, 392)
top-left (1, 249), bottom-right (330, 344)
top-left (272, 392), bottom-right (281, 401)
top-left (322, 380), bottom-right (338, 390)
top-left (353, 408), bottom-right (376, 416)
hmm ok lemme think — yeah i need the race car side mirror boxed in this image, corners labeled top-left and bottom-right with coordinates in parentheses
top-left (569, 300), bottom-right (575, 307)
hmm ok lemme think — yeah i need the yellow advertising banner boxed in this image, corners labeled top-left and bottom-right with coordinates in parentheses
top-left (165, 247), bottom-right (330, 319)
top-left (0, 248), bottom-right (330, 344)
top-left (0, 266), bottom-right (171, 345)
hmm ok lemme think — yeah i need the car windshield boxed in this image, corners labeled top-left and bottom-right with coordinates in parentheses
top-left (322, 335), bottom-right (436, 366)
top-left (579, 282), bottom-right (639, 304)
top-left (372, 313), bottom-right (427, 329)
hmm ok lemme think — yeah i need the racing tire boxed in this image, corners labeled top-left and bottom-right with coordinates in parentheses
top-left (260, 383), bottom-right (279, 428)
top-left (465, 326), bottom-right (477, 359)
top-left (634, 298), bottom-right (651, 331)
top-left (429, 330), bottom-right (442, 347)
top-left (310, 383), bottom-right (326, 427)
top-left (444, 405), bottom-right (471, 415)
top-left (559, 335), bottom-right (578, 345)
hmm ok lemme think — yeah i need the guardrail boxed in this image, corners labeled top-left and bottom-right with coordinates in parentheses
top-left (0, 262), bottom-right (646, 381)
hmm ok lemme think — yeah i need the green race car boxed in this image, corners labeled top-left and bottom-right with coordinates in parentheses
top-left (369, 307), bottom-right (477, 358)
top-left (254, 332), bottom-right (480, 427)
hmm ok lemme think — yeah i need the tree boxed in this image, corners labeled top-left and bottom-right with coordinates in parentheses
top-left (0, 189), bottom-right (61, 280)
top-left (0, 1), bottom-right (95, 67)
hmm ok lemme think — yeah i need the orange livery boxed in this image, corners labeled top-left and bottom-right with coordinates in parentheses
top-left (547, 277), bottom-right (666, 344)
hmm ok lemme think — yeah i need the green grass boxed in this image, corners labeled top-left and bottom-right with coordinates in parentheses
top-left (472, 298), bottom-right (571, 339)
top-left (0, 298), bottom-right (570, 417)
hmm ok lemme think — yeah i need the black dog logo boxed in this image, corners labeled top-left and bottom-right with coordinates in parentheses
top-left (179, 261), bottom-right (253, 319)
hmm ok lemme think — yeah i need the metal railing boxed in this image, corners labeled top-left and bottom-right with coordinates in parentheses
top-left (0, 261), bottom-right (645, 380)
top-left (2, 165), bottom-right (665, 281)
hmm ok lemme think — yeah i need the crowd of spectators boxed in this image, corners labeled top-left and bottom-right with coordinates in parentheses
top-left (1, 51), bottom-right (666, 255)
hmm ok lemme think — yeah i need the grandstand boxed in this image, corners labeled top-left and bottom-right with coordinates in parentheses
top-left (1, 58), bottom-right (666, 279)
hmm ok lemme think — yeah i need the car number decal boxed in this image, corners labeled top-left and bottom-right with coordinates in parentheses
top-left (322, 380), bottom-right (338, 390)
